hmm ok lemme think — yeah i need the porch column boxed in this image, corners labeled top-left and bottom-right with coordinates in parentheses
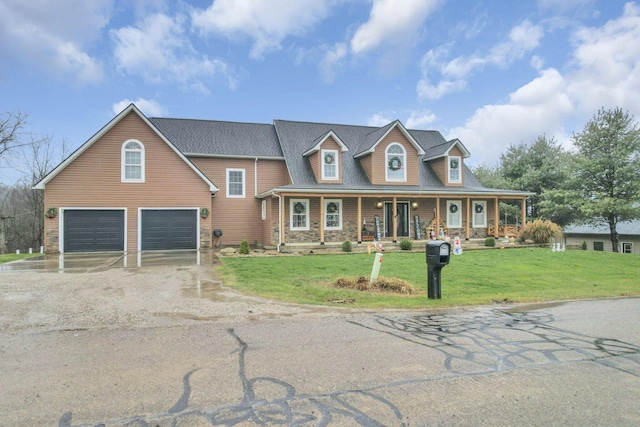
top-left (465, 197), bottom-right (471, 240)
top-left (494, 197), bottom-right (500, 238)
top-left (320, 195), bottom-right (325, 245)
top-left (357, 197), bottom-right (362, 243)
top-left (521, 196), bottom-right (527, 229)
top-left (392, 197), bottom-right (397, 242)
top-left (435, 196), bottom-right (440, 239)
top-left (280, 194), bottom-right (286, 246)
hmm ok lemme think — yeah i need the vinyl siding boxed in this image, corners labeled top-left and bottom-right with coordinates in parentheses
top-left (371, 128), bottom-right (419, 185)
top-left (43, 111), bottom-right (212, 252)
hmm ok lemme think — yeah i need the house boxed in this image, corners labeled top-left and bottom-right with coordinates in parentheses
top-left (564, 221), bottom-right (640, 253)
top-left (35, 104), bottom-right (531, 253)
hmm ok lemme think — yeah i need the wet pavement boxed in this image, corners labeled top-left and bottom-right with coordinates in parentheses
top-left (0, 249), bottom-right (218, 273)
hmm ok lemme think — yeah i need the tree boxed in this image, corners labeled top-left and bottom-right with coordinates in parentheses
top-left (571, 107), bottom-right (640, 252)
top-left (0, 110), bottom-right (30, 161)
top-left (500, 135), bottom-right (572, 221)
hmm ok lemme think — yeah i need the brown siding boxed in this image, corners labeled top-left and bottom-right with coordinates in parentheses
top-left (43, 111), bottom-right (212, 252)
top-left (431, 157), bottom-right (446, 184)
top-left (309, 151), bottom-right (320, 181)
top-left (359, 154), bottom-right (373, 183)
top-left (371, 128), bottom-right (420, 185)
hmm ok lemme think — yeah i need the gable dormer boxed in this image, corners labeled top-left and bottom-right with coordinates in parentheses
top-left (423, 138), bottom-right (470, 186)
top-left (303, 130), bottom-right (347, 184)
top-left (353, 120), bottom-right (425, 185)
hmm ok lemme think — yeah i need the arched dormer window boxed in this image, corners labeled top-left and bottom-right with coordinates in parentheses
top-left (121, 139), bottom-right (145, 183)
top-left (385, 143), bottom-right (406, 182)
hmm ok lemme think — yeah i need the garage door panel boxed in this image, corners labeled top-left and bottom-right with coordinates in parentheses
top-left (64, 210), bottom-right (125, 253)
top-left (141, 210), bottom-right (197, 250)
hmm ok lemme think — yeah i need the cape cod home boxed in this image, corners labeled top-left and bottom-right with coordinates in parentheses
top-left (35, 104), bottom-right (531, 253)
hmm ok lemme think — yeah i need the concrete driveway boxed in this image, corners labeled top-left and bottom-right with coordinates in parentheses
top-left (0, 249), bottom-right (218, 273)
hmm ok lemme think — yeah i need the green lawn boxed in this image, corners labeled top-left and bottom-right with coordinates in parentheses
top-left (0, 253), bottom-right (42, 263)
top-left (219, 248), bottom-right (640, 308)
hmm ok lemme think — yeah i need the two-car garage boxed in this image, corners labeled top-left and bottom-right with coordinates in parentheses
top-left (62, 208), bottom-right (198, 253)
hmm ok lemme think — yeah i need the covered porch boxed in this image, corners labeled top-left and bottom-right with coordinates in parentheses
top-left (271, 192), bottom-right (528, 247)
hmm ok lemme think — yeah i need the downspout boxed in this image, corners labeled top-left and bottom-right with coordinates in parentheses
top-left (254, 158), bottom-right (258, 197)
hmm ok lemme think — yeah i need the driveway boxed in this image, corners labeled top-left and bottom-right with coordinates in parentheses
top-left (1, 253), bottom-right (639, 426)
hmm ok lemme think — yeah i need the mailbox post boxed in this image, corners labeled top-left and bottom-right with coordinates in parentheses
top-left (426, 241), bottom-right (451, 299)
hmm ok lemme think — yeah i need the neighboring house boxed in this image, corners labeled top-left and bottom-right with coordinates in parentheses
top-left (564, 221), bottom-right (640, 253)
top-left (35, 104), bottom-right (531, 253)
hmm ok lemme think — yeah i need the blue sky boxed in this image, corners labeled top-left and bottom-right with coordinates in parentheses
top-left (1, 0), bottom-right (639, 183)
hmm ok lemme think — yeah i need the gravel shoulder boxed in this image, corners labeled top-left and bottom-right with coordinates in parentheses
top-left (0, 264), bottom-right (353, 335)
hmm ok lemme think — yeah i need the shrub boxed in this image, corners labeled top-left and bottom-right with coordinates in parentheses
top-left (399, 238), bottom-right (413, 250)
top-left (581, 241), bottom-right (587, 250)
top-left (342, 240), bottom-right (352, 252)
top-left (485, 237), bottom-right (496, 247)
top-left (239, 239), bottom-right (250, 255)
top-left (519, 219), bottom-right (563, 244)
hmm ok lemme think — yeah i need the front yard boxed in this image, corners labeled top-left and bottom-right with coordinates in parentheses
top-left (219, 248), bottom-right (640, 308)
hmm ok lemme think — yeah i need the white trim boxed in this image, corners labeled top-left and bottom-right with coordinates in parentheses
top-left (354, 120), bottom-right (425, 158)
top-left (121, 139), bottom-right (145, 183)
top-left (290, 199), bottom-right (309, 231)
top-left (321, 149), bottom-right (339, 180)
top-left (59, 207), bottom-right (127, 254)
top-left (137, 207), bottom-right (200, 252)
top-left (472, 201), bottom-right (487, 228)
top-left (302, 130), bottom-right (349, 156)
top-left (34, 104), bottom-right (218, 192)
top-left (447, 200), bottom-right (462, 228)
top-left (385, 143), bottom-right (407, 182)
top-left (261, 200), bottom-right (267, 220)
top-left (324, 199), bottom-right (342, 230)
top-left (448, 155), bottom-right (462, 184)
top-left (622, 242), bottom-right (633, 254)
top-left (226, 168), bottom-right (246, 198)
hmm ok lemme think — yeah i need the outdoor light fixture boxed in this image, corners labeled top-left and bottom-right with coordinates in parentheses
top-left (376, 201), bottom-right (383, 209)
top-left (411, 201), bottom-right (418, 210)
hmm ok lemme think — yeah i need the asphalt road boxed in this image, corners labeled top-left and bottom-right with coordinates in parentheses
top-left (1, 255), bottom-right (639, 426)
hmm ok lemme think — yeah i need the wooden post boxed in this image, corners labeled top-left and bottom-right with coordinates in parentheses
top-left (494, 197), bottom-right (500, 238)
top-left (280, 194), bottom-right (286, 246)
top-left (357, 197), bottom-right (362, 243)
top-left (521, 196), bottom-right (527, 229)
top-left (435, 196), bottom-right (440, 238)
top-left (465, 197), bottom-right (471, 240)
top-left (320, 196), bottom-right (325, 244)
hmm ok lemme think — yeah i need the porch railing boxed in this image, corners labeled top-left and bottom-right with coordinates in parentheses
top-left (488, 224), bottom-right (519, 237)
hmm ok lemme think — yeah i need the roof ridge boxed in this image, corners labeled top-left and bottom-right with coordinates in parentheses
top-left (150, 117), bottom-right (272, 126)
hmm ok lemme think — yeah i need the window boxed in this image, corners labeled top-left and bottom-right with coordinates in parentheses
top-left (447, 200), bottom-right (462, 228)
top-left (473, 201), bottom-right (487, 228)
top-left (386, 143), bottom-right (406, 182)
top-left (622, 242), bottom-right (633, 254)
top-left (322, 149), bottom-right (338, 180)
top-left (448, 156), bottom-right (462, 184)
top-left (226, 169), bottom-right (245, 198)
top-left (324, 199), bottom-right (342, 230)
top-left (594, 241), bottom-right (604, 251)
top-left (121, 140), bottom-right (144, 182)
top-left (261, 200), bottom-right (267, 220)
top-left (290, 199), bottom-right (309, 230)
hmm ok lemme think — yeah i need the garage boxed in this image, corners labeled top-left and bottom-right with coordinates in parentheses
top-left (63, 209), bottom-right (125, 253)
top-left (141, 209), bottom-right (198, 250)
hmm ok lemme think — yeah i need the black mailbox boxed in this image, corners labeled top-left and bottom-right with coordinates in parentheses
top-left (426, 241), bottom-right (451, 299)
top-left (426, 240), bottom-right (450, 267)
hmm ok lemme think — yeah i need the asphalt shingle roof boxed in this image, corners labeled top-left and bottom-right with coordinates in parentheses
top-left (564, 221), bottom-right (640, 236)
top-left (149, 117), bottom-right (283, 158)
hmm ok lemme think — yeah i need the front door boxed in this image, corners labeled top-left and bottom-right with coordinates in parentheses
top-left (384, 202), bottom-right (410, 238)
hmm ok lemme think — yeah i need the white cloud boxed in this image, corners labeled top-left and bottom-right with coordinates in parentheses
top-left (406, 110), bottom-right (437, 129)
top-left (367, 113), bottom-right (394, 127)
top-left (192, 0), bottom-right (334, 60)
top-left (112, 98), bottom-right (168, 117)
top-left (567, 2), bottom-right (640, 118)
top-left (0, 0), bottom-right (110, 83)
top-left (111, 13), bottom-right (236, 93)
top-left (447, 68), bottom-right (574, 165)
top-left (417, 20), bottom-right (544, 100)
top-left (319, 43), bottom-right (348, 83)
top-left (350, 0), bottom-right (440, 54)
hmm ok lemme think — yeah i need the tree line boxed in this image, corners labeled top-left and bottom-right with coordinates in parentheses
top-left (472, 107), bottom-right (640, 252)
top-left (1, 107), bottom-right (639, 253)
